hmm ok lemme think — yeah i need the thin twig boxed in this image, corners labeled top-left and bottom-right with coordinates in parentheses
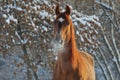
top-left (94, 53), bottom-right (109, 80)
top-left (39, 21), bottom-right (52, 28)
top-left (111, 26), bottom-right (120, 66)
top-left (95, 1), bottom-right (113, 11)
top-left (98, 47), bottom-right (114, 80)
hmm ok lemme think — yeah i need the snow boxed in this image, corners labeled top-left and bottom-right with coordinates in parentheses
top-left (95, 0), bottom-right (113, 10)
top-left (85, 33), bottom-right (93, 44)
top-left (2, 14), bottom-right (7, 18)
top-left (55, 56), bottom-right (58, 60)
top-left (92, 35), bottom-right (97, 40)
top-left (73, 15), bottom-right (101, 26)
top-left (94, 30), bottom-right (98, 34)
top-left (74, 22), bottom-right (78, 27)
top-left (58, 17), bottom-right (65, 22)
top-left (0, 53), bottom-right (26, 80)
top-left (39, 10), bottom-right (48, 19)
top-left (76, 31), bottom-right (79, 35)
top-left (42, 26), bottom-right (48, 32)
top-left (31, 21), bottom-right (35, 27)
top-left (72, 14), bottom-right (76, 18)
top-left (72, 9), bottom-right (101, 27)
top-left (80, 34), bottom-right (84, 42)
top-left (6, 33), bottom-right (9, 36)
top-left (21, 39), bottom-right (28, 44)
top-left (73, 17), bottom-right (86, 25)
top-left (6, 15), bottom-right (18, 24)
top-left (88, 38), bottom-right (93, 44)
top-left (31, 6), bottom-right (37, 11)
top-left (50, 18), bottom-right (54, 22)
top-left (12, 6), bottom-right (23, 11)
top-left (113, 56), bottom-right (117, 62)
top-left (6, 19), bottom-right (10, 24)
top-left (12, 32), bottom-right (23, 45)
top-left (34, 28), bottom-right (37, 31)
top-left (5, 4), bottom-right (23, 11)
top-left (3, 44), bottom-right (10, 49)
top-left (15, 31), bottom-right (21, 40)
top-left (43, 0), bottom-right (50, 7)
top-left (43, 39), bottom-right (46, 43)
top-left (79, 28), bottom-right (84, 31)
top-left (12, 38), bottom-right (15, 43)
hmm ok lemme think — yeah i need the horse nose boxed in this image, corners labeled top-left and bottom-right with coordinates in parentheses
top-left (54, 33), bottom-right (61, 41)
top-left (54, 35), bottom-right (63, 44)
top-left (59, 39), bottom-right (63, 44)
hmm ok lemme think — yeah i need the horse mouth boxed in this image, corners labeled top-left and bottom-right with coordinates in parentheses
top-left (54, 43), bottom-right (63, 49)
top-left (51, 40), bottom-right (64, 51)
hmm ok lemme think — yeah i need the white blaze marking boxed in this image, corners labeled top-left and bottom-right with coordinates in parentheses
top-left (58, 17), bottom-right (64, 22)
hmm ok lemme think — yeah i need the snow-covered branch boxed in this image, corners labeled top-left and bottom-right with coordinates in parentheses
top-left (95, 0), bottom-right (113, 10)
top-left (111, 26), bottom-right (120, 66)
top-left (98, 47), bottom-right (114, 80)
top-left (100, 26), bottom-right (120, 73)
top-left (94, 53), bottom-right (109, 80)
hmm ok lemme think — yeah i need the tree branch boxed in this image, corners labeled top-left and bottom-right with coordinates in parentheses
top-left (98, 47), bottom-right (114, 80)
top-left (100, 26), bottom-right (120, 73)
top-left (94, 53), bottom-right (109, 80)
top-left (111, 26), bottom-right (120, 66)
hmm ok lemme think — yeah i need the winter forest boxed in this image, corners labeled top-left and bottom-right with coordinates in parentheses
top-left (0, 0), bottom-right (120, 80)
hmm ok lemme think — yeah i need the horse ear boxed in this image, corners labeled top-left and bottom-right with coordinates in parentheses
top-left (65, 5), bottom-right (71, 15)
top-left (55, 5), bottom-right (60, 15)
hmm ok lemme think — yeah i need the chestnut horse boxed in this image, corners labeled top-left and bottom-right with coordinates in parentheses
top-left (52, 5), bottom-right (95, 80)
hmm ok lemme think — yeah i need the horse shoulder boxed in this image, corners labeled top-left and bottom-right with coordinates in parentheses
top-left (77, 51), bottom-right (95, 80)
top-left (79, 51), bottom-right (94, 66)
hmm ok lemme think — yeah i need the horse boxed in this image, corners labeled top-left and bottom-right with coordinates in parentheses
top-left (52, 5), bottom-right (95, 80)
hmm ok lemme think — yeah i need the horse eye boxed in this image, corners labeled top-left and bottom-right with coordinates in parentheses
top-left (64, 21), bottom-right (69, 26)
top-left (55, 20), bottom-right (59, 24)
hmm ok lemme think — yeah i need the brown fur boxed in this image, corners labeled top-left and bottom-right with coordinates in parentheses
top-left (52, 5), bottom-right (95, 80)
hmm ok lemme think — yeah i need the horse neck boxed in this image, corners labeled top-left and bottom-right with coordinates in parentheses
top-left (70, 24), bottom-right (77, 54)
top-left (64, 24), bottom-right (77, 57)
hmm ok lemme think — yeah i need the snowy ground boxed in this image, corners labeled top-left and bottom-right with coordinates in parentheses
top-left (0, 51), bottom-right (52, 80)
